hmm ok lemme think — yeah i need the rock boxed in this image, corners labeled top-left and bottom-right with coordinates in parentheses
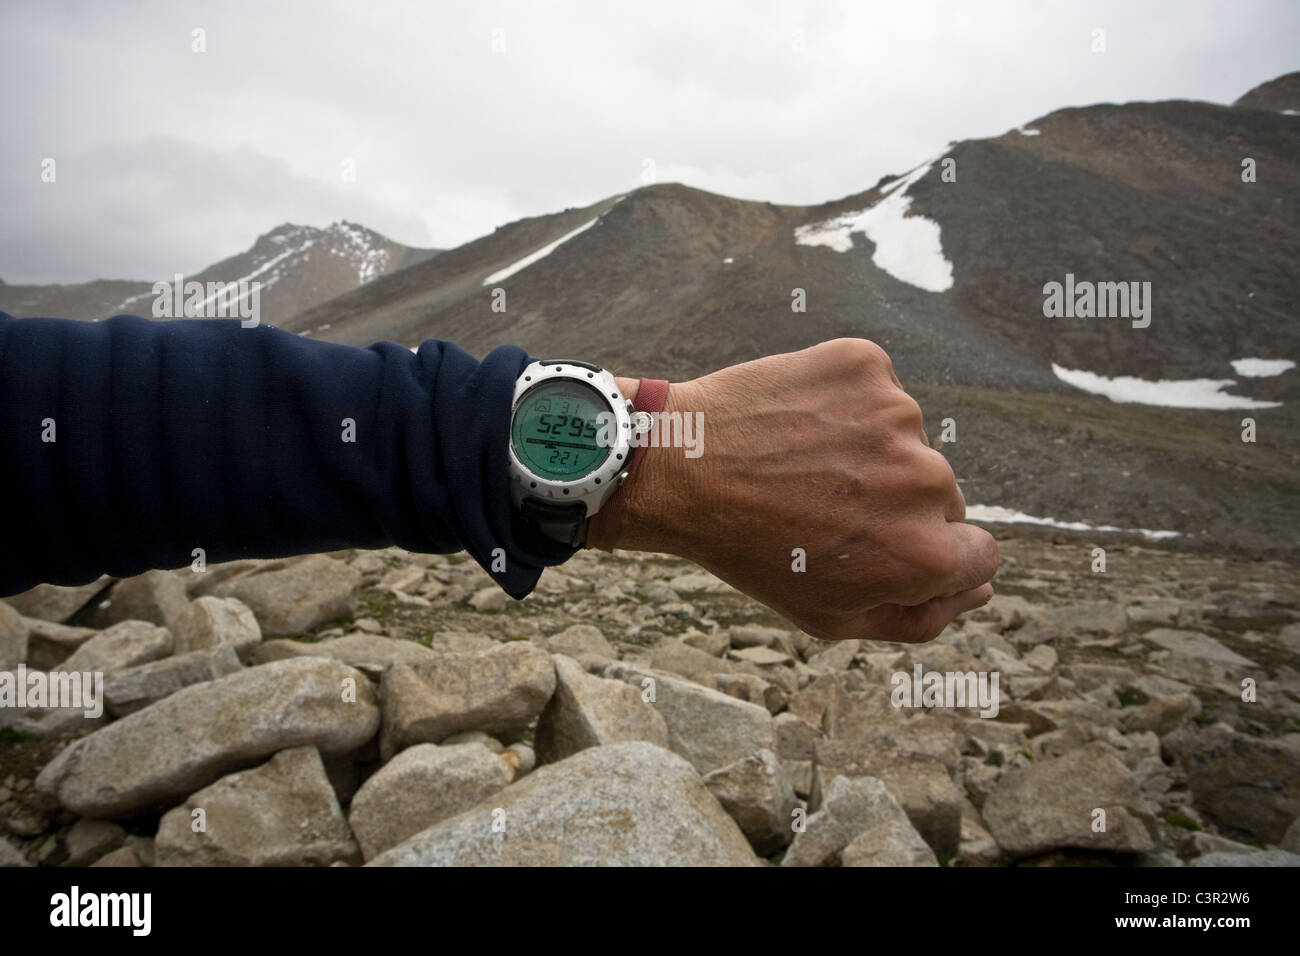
top-left (78, 570), bottom-right (190, 631)
top-left (682, 629), bottom-right (730, 657)
top-left (369, 742), bottom-right (760, 866)
top-left (62, 818), bottom-right (125, 866)
top-left (982, 741), bottom-right (1155, 858)
top-left (806, 640), bottom-right (860, 672)
top-left (1022, 645), bottom-right (1058, 672)
top-left (468, 587), bottom-right (509, 612)
top-left (1118, 693), bottom-right (1198, 737)
top-left (378, 566), bottom-right (425, 593)
top-left (1191, 849), bottom-right (1300, 867)
top-left (88, 846), bottom-right (139, 866)
top-left (501, 741), bottom-right (536, 781)
top-left (36, 657), bottom-right (380, 818)
top-left (534, 655), bottom-right (668, 763)
top-left (667, 571), bottom-right (732, 594)
top-left (429, 631), bottom-right (498, 654)
top-left (379, 642), bottom-right (555, 759)
top-left (730, 646), bottom-right (793, 666)
top-left (702, 749), bottom-right (798, 855)
top-left (0, 602), bottom-right (27, 669)
top-left (248, 632), bottom-right (436, 678)
top-left (1184, 831), bottom-right (1258, 858)
top-left (440, 730), bottom-right (504, 752)
top-left (713, 673), bottom-right (787, 714)
top-left (1126, 598), bottom-right (1200, 627)
top-left (155, 747), bottom-right (360, 866)
top-left (1040, 603), bottom-right (1128, 635)
top-left (0, 838), bottom-right (28, 867)
top-left (347, 742), bottom-right (513, 861)
top-left (784, 775), bottom-right (937, 867)
top-left (4, 577), bottom-right (112, 623)
top-left (774, 712), bottom-right (822, 761)
top-left (952, 817), bottom-right (1004, 866)
top-left (171, 596), bottom-right (260, 655)
top-left (1141, 629), bottom-right (1259, 668)
top-left (1164, 724), bottom-right (1300, 844)
top-left (727, 625), bottom-right (789, 650)
top-left (103, 645), bottom-right (243, 717)
top-left (22, 618), bottom-right (98, 670)
top-left (538, 624), bottom-right (616, 669)
top-left (647, 640), bottom-right (741, 684)
top-left (603, 662), bottom-right (775, 774)
top-left (59, 620), bottom-right (172, 676)
top-left (1283, 817), bottom-right (1300, 854)
top-left (210, 555), bottom-right (359, 634)
top-left (5, 803), bottom-right (51, 836)
top-left (810, 740), bottom-right (963, 858)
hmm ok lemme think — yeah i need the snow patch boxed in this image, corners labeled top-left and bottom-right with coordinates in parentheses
top-left (1052, 363), bottom-right (1282, 410)
top-left (794, 161), bottom-right (953, 292)
top-left (1230, 357), bottom-right (1294, 377)
top-left (723, 257), bottom-right (734, 264)
top-left (1017, 126), bottom-right (1041, 136)
top-left (966, 505), bottom-right (1180, 540)
top-left (482, 218), bottom-right (598, 286)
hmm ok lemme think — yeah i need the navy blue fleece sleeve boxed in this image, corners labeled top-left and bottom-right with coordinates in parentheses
top-left (0, 313), bottom-right (565, 599)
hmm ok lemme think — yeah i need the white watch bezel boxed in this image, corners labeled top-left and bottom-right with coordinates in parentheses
top-left (508, 360), bottom-right (634, 520)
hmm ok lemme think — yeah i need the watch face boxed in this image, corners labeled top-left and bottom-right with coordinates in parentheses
top-left (511, 379), bottom-right (614, 481)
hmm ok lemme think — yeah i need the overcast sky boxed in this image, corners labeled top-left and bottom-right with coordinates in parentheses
top-left (2, 0), bottom-right (1296, 284)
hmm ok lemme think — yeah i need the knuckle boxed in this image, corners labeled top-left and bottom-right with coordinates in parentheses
top-left (827, 337), bottom-right (891, 372)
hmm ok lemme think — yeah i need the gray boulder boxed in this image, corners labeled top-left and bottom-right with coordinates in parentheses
top-left (1164, 724), bottom-right (1300, 844)
top-left (347, 742), bottom-right (512, 861)
top-left (983, 741), bottom-right (1155, 858)
top-left (102, 645), bottom-right (243, 717)
top-left (22, 618), bottom-right (98, 670)
top-left (4, 577), bottom-right (112, 623)
top-left (810, 739), bottom-right (963, 858)
top-left (36, 657), bottom-right (379, 818)
top-left (209, 554), bottom-right (359, 634)
top-left (783, 775), bottom-right (937, 867)
top-left (702, 749), bottom-right (799, 855)
top-left (78, 570), bottom-right (190, 631)
top-left (171, 595), bottom-right (260, 655)
top-left (369, 742), bottom-right (760, 866)
top-left (155, 747), bottom-right (360, 866)
top-left (603, 662), bottom-right (775, 774)
top-left (59, 620), bottom-right (172, 676)
top-left (379, 642), bottom-right (555, 759)
top-left (534, 654), bottom-right (668, 763)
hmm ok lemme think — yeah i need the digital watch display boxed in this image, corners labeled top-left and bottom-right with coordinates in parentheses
top-left (507, 360), bottom-right (639, 551)
top-left (510, 378), bottom-right (612, 481)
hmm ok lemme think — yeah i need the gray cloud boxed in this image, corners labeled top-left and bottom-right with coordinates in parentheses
top-left (1, 0), bottom-right (1297, 283)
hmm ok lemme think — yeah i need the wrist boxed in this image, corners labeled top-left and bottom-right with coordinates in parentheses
top-left (586, 376), bottom-right (706, 555)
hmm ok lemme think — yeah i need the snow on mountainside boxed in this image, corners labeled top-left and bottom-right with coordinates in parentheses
top-left (0, 222), bottom-right (438, 326)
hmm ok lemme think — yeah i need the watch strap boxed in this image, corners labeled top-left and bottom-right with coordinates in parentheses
top-left (627, 378), bottom-right (670, 478)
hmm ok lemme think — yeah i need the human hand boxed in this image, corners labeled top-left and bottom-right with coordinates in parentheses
top-left (588, 339), bottom-right (998, 642)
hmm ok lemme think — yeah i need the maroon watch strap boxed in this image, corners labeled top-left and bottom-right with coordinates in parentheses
top-left (626, 377), bottom-right (669, 477)
top-left (581, 377), bottom-right (668, 549)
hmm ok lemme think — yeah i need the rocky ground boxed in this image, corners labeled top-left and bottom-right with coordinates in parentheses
top-left (1, 531), bottom-right (1299, 867)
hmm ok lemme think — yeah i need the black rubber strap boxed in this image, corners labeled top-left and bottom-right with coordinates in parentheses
top-left (514, 497), bottom-right (588, 557)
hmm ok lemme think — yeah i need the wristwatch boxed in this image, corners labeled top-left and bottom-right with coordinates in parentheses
top-left (508, 359), bottom-right (667, 554)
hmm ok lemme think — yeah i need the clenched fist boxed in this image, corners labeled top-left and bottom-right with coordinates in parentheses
top-left (587, 338), bottom-right (998, 642)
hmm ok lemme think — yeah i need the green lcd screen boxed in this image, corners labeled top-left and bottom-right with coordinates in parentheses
top-left (511, 379), bottom-right (613, 481)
